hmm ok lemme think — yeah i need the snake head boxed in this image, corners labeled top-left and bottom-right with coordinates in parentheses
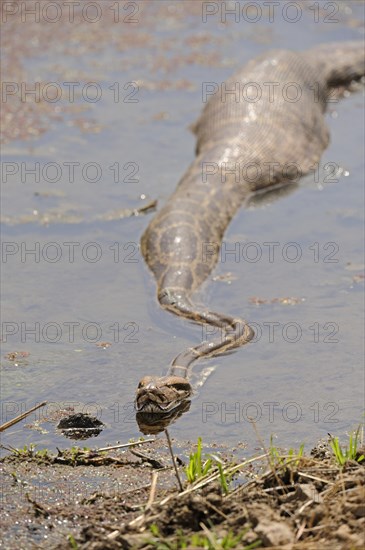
top-left (135, 375), bottom-right (192, 413)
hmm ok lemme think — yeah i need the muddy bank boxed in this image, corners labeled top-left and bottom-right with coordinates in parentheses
top-left (1, 437), bottom-right (364, 549)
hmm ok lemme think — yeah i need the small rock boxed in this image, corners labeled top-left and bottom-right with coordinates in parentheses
top-left (335, 523), bottom-right (359, 543)
top-left (255, 520), bottom-right (294, 546)
top-left (57, 413), bottom-right (104, 440)
top-left (285, 483), bottom-right (322, 504)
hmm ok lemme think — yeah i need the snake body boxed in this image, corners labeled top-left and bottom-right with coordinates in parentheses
top-left (135, 42), bottom-right (364, 416)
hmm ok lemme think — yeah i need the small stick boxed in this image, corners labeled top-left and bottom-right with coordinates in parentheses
top-left (165, 429), bottom-right (183, 492)
top-left (295, 519), bottom-right (307, 541)
top-left (107, 530), bottom-right (120, 541)
top-left (297, 499), bottom-right (316, 516)
top-left (146, 471), bottom-right (159, 510)
top-left (130, 448), bottom-right (164, 469)
top-left (204, 499), bottom-right (229, 520)
top-left (249, 419), bottom-right (285, 490)
top-left (200, 522), bottom-right (216, 546)
top-left (159, 453), bottom-right (268, 503)
top-left (135, 199), bottom-right (157, 214)
top-left (97, 439), bottom-right (155, 452)
top-left (0, 401), bottom-right (47, 432)
top-left (297, 471), bottom-right (334, 485)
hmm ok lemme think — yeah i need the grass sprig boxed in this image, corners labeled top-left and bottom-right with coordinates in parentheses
top-left (329, 425), bottom-right (364, 466)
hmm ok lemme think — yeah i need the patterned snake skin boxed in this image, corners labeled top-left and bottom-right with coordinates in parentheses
top-left (135, 42), bottom-right (364, 417)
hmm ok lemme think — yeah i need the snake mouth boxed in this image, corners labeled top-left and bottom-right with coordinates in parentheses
top-left (136, 402), bottom-right (178, 413)
top-left (135, 400), bottom-right (179, 414)
top-left (135, 389), bottom-right (186, 413)
top-left (135, 376), bottom-right (192, 414)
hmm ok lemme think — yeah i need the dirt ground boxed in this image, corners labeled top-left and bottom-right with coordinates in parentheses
top-left (1, 437), bottom-right (364, 549)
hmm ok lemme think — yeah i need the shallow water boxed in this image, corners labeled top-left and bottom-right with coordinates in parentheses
top-left (1, 1), bottom-right (364, 454)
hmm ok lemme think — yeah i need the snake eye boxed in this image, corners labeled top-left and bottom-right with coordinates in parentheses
top-left (138, 377), bottom-right (153, 389)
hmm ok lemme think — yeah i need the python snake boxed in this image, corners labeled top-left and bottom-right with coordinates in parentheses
top-left (135, 42), bottom-right (364, 421)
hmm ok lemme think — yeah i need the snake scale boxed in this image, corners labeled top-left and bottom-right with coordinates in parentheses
top-left (135, 42), bottom-right (364, 419)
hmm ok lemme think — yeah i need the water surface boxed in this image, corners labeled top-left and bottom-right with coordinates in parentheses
top-left (1, 0), bottom-right (364, 454)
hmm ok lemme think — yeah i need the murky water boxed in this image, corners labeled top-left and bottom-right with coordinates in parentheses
top-left (1, 1), bottom-right (364, 454)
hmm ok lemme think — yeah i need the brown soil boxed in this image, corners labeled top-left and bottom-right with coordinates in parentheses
top-left (1, 438), bottom-right (364, 549)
